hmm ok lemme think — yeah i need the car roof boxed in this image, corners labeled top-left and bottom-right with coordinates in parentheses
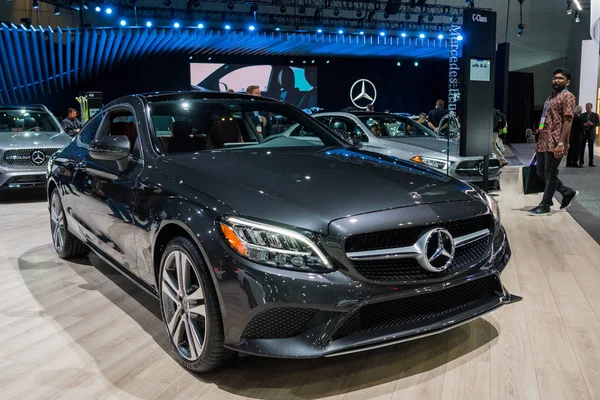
top-left (0, 104), bottom-right (49, 112)
top-left (116, 90), bottom-right (282, 104)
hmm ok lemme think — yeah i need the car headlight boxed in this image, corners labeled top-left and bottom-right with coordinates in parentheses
top-left (411, 155), bottom-right (449, 170)
top-left (483, 192), bottom-right (500, 222)
top-left (218, 217), bottom-right (333, 271)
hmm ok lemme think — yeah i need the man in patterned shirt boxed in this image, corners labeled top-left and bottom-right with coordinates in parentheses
top-left (529, 68), bottom-right (579, 216)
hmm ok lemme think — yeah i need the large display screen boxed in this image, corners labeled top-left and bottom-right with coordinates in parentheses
top-left (190, 63), bottom-right (318, 110)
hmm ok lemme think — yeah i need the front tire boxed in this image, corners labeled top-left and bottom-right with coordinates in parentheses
top-left (50, 189), bottom-right (89, 259)
top-left (158, 236), bottom-right (235, 373)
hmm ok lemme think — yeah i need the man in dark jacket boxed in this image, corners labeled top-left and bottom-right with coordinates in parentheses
top-left (61, 108), bottom-right (82, 136)
top-left (566, 105), bottom-right (584, 167)
top-left (579, 103), bottom-right (599, 167)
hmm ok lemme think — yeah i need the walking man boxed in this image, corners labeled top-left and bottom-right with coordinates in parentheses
top-left (579, 102), bottom-right (599, 167)
top-left (528, 68), bottom-right (578, 216)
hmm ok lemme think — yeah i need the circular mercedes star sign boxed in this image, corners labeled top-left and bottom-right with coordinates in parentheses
top-left (350, 79), bottom-right (377, 109)
top-left (421, 228), bottom-right (455, 272)
top-left (31, 150), bottom-right (46, 166)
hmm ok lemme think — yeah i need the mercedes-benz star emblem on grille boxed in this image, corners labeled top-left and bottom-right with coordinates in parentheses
top-left (31, 150), bottom-right (46, 166)
top-left (420, 228), bottom-right (455, 272)
top-left (350, 79), bottom-right (377, 109)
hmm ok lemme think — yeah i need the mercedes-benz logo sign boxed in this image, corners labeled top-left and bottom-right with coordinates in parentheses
top-left (420, 228), bottom-right (455, 272)
top-left (31, 150), bottom-right (46, 166)
top-left (350, 79), bottom-right (377, 109)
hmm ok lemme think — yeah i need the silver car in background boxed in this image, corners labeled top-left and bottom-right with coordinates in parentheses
top-left (0, 105), bottom-right (71, 189)
top-left (312, 111), bottom-right (501, 189)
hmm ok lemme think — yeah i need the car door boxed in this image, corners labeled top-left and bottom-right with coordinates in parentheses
top-left (74, 104), bottom-right (143, 275)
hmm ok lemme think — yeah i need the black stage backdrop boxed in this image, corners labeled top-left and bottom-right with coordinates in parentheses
top-left (317, 57), bottom-right (449, 115)
top-left (22, 54), bottom-right (449, 118)
top-left (507, 71), bottom-right (535, 144)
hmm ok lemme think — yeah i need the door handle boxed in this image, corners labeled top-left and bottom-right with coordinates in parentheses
top-left (74, 160), bottom-right (87, 170)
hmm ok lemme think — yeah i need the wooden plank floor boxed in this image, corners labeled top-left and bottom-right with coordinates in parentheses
top-left (1, 168), bottom-right (600, 400)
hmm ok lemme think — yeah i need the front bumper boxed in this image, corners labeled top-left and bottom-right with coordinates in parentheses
top-left (0, 169), bottom-right (47, 189)
top-left (222, 230), bottom-right (515, 358)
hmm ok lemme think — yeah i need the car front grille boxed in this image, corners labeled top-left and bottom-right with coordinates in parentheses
top-left (352, 236), bottom-right (491, 282)
top-left (455, 159), bottom-right (501, 177)
top-left (242, 307), bottom-right (318, 339)
top-left (331, 275), bottom-right (501, 340)
top-left (345, 214), bottom-right (493, 253)
top-left (2, 148), bottom-right (60, 167)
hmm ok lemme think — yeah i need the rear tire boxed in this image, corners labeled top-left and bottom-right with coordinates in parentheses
top-left (158, 236), bottom-right (236, 373)
top-left (50, 189), bottom-right (89, 259)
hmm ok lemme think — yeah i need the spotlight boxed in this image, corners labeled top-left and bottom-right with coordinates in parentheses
top-left (250, 3), bottom-right (258, 13)
top-left (466, 0), bottom-right (474, 7)
top-left (249, 25), bottom-right (255, 31)
top-left (517, 22), bottom-right (524, 36)
top-left (280, 5), bottom-right (286, 13)
top-left (197, 23), bottom-right (204, 28)
top-left (356, 10), bottom-right (362, 17)
top-left (566, 1), bottom-right (572, 14)
top-left (54, 6), bottom-right (60, 15)
top-left (401, 32), bottom-right (407, 37)
top-left (442, 6), bottom-right (450, 15)
top-left (299, 5), bottom-right (306, 14)
top-left (428, 14), bottom-right (434, 22)
top-left (32, 0), bottom-right (38, 9)
top-left (575, 11), bottom-right (580, 22)
top-left (338, 29), bottom-right (344, 34)
top-left (457, 34), bottom-right (463, 40)
top-left (95, 6), bottom-right (101, 12)
top-left (83, 1), bottom-right (89, 10)
top-left (333, 7), bottom-right (339, 16)
top-left (120, 20), bottom-right (126, 26)
top-left (317, 28), bottom-right (322, 33)
top-left (173, 22), bottom-right (180, 28)
top-left (146, 21), bottom-right (152, 27)
top-left (380, 31), bottom-right (385, 36)
top-left (397, 61), bottom-right (401, 66)
top-left (225, 24), bottom-right (231, 29)
top-left (359, 31), bottom-right (365, 35)
top-left (438, 34), bottom-right (444, 39)
top-left (414, 60), bottom-right (419, 67)
top-left (452, 15), bottom-right (458, 23)
top-left (164, 0), bottom-right (172, 6)
top-left (276, 27), bottom-right (280, 31)
top-left (227, 1), bottom-right (234, 10)
top-left (326, 60), bottom-right (330, 64)
top-left (405, 13), bottom-right (411, 20)
top-left (419, 33), bottom-right (425, 39)
top-left (105, 7), bottom-right (112, 14)
top-left (20, 17), bottom-right (32, 27)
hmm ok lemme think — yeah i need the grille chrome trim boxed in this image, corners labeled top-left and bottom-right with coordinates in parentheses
top-left (347, 228), bottom-right (490, 261)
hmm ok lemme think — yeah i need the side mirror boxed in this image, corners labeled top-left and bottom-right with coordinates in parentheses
top-left (89, 135), bottom-right (130, 172)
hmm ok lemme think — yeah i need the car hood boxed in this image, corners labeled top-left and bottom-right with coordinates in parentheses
top-left (156, 147), bottom-right (480, 234)
top-left (380, 137), bottom-right (464, 159)
top-left (0, 131), bottom-right (72, 149)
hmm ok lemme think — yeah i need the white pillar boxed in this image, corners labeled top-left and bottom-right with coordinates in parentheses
top-left (578, 40), bottom-right (599, 109)
top-left (592, 0), bottom-right (600, 43)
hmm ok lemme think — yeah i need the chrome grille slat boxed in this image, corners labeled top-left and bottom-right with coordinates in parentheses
top-left (2, 148), bottom-right (60, 167)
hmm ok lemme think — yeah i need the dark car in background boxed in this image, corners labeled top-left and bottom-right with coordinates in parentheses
top-left (0, 105), bottom-right (71, 189)
top-left (46, 91), bottom-right (517, 373)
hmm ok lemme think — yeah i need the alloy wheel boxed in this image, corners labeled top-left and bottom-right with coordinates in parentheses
top-left (161, 250), bottom-right (207, 361)
top-left (50, 193), bottom-right (66, 253)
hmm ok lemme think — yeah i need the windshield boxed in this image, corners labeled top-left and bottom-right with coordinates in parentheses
top-left (148, 99), bottom-right (342, 154)
top-left (357, 115), bottom-right (436, 138)
top-left (0, 109), bottom-right (61, 133)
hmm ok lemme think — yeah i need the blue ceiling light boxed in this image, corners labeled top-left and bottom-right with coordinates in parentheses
top-left (173, 22), bottom-right (180, 28)
top-left (438, 34), bottom-right (444, 39)
top-left (94, 6), bottom-right (101, 12)
top-left (359, 31), bottom-right (365, 35)
top-left (419, 33), bottom-right (425, 39)
top-left (414, 60), bottom-right (419, 66)
top-left (338, 29), bottom-right (344, 34)
top-left (249, 25), bottom-right (255, 31)
top-left (317, 28), bottom-right (322, 33)
top-left (105, 7), bottom-right (113, 14)
top-left (225, 24), bottom-right (231, 30)
top-left (457, 34), bottom-right (464, 41)
top-left (146, 21), bottom-right (152, 27)
top-left (379, 31), bottom-right (385, 36)
top-left (198, 23), bottom-right (204, 28)
top-left (401, 32), bottom-right (407, 37)
top-left (120, 20), bottom-right (126, 26)
top-left (276, 27), bottom-right (281, 31)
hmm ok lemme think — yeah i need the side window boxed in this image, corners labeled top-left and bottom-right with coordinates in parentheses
top-left (78, 114), bottom-right (104, 144)
top-left (97, 109), bottom-right (140, 158)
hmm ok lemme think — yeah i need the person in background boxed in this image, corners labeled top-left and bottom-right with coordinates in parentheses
top-left (580, 102), bottom-right (599, 167)
top-left (246, 85), bottom-right (272, 137)
top-left (245, 85), bottom-right (261, 97)
top-left (226, 89), bottom-right (235, 93)
top-left (407, 113), bottom-right (427, 135)
top-left (366, 104), bottom-right (374, 112)
top-left (61, 107), bottom-right (82, 136)
top-left (493, 109), bottom-right (509, 167)
top-left (427, 100), bottom-right (449, 132)
top-left (566, 105), bottom-right (584, 168)
top-left (528, 67), bottom-right (578, 216)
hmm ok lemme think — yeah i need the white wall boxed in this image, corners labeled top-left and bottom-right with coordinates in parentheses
top-left (579, 40), bottom-right (599, 110)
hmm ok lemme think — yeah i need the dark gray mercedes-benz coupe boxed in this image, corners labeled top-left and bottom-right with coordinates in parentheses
top-left (46, 91), bottom-right (517, 373)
